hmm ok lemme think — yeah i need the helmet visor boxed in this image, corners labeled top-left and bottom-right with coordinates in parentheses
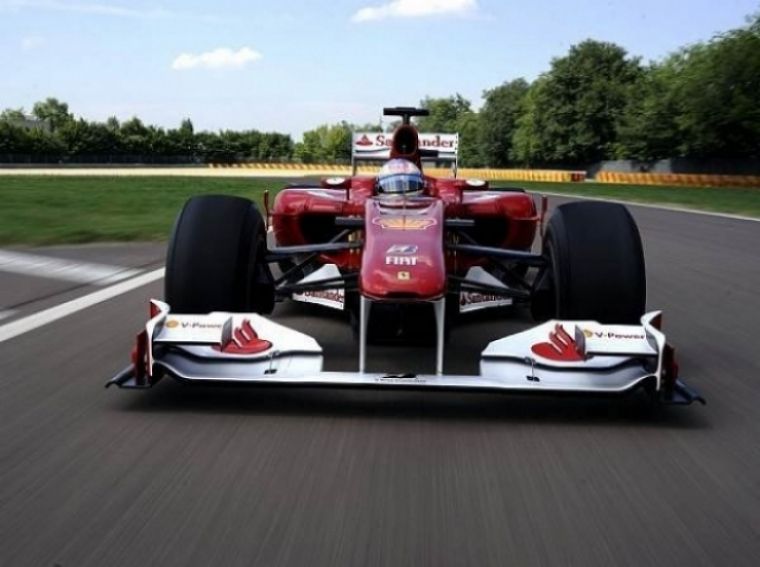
top-left (377, 172), bottom-right (424, 195)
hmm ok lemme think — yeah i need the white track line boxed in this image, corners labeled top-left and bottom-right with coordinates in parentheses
top-left (0, 268), bottom-right (164, 344)
top-left (541, 192), bottom-right (760, 223)
top-left (0, 250), bottom-right (141, 284)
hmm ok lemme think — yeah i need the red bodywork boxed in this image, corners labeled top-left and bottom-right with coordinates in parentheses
top-left (271, 126), bottom-right (539, 302)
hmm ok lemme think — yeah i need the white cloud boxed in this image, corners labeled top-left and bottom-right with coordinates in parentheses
top-left (21, 35), bottom-right (45, 50)
top-left (172, 47), bottom-right (262, 71)
top-left (352, 0), bottom-right (477, 22)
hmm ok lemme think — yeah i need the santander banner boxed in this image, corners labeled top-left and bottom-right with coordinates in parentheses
top-left (352, 132), bottom-right (458, 160)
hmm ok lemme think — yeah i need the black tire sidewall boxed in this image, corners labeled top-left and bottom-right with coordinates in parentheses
top-left (165, 195), bottom-right (266, 314)
top-left (543, 202), bottom-right (646, 324)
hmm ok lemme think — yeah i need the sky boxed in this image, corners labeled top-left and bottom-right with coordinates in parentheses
top-left (1, 0), bottom-right (758, 139)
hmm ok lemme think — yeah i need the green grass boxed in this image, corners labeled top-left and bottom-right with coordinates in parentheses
top-left (0, 175), bottom-right (758, 246)
top-left (0, 176), bottom-right (277, 246)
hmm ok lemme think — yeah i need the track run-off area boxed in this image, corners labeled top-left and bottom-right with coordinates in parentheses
top-left (1, 196), bottom-right (759, 566)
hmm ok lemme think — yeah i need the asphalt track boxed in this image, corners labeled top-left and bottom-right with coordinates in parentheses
top-left (1, 198), bottom-right (759, 566)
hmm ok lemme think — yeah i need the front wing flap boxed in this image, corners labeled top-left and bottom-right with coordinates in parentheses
top-left (106, 300), bottom-right (704, 405)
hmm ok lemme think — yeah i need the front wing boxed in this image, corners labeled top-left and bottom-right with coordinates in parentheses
top-left (107, 300), bottom-right (704, 405)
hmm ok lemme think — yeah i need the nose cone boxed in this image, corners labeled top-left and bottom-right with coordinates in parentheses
top-left (360, 199), bottom-right (446, 300)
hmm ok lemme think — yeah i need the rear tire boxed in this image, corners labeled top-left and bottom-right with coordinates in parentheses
top-left (533, 202), bottom-right (646, 324)
top-left (165, 195), bottom-right (274, 314)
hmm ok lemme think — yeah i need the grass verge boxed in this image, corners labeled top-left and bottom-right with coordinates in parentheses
top-left (0, 175), bottom-right (757, 246)
top-left (0, 176), bottom-right (277, 245)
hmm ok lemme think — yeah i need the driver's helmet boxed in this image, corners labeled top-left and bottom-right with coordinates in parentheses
top-left (376, 159), bottom-right (424, 197)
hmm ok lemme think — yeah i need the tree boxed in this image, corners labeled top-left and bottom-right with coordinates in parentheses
top-left (119, 117), bottom-right (151, 154)
top-left (58, 119), bottom-right (121, 157)
top-left (456, 112), bottom-right (484, 167)
top-left (295, 122), bottom-right (352, 162)
top-left (512, 41), bottom-right (642, 165)
top-left (294, 129), bottom-right (323, 163)
top-left (479, 79), bottom-right (529, 166)
top-left (615, 58), bottom-right (685, 160)
top-left (353, 122), bottom-right (383, 133)
top-left (617, 13), bottom-right (760, 160)
top-left (323, 122), bottom-right (352, 161)
top-left (0, 121), bottom-right (30, 153)
top-left (0, 108), bottom-right (26, 123)
top-left (179, 118), bottom-right (194, 136)
top-left (416, 95), bottom-right (472, 132)
top-left (511, 78), bottom-right (551, 165)
top-left (414, 96), bottom-right (485, 166)
top-left (166, 118), bottom-right (197, 156)
top-left (0, 120), bottom-right (64, 157)
top-left (673, 15), bottom-right (760, 158)
top-left (31, 97), bottom-right (73, 131)
top-left (106, 116), bottom-right (120, 131)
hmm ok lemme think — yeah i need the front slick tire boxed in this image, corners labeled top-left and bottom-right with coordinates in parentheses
top-left (536, 201), bottom-right (646, 324)
top-left (165, 194), bottom-right (274, 314)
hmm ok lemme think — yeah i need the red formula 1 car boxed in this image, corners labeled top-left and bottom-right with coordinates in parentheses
top-left (108, 107), bottom-right (703, 405)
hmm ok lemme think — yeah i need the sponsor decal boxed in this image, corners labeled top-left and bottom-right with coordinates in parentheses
top-left (386, 244), bottom-right (418, 255)
top-left (375, 375), bottom-right (427, 384)
top-left (373, 217), bottom-right (437, 230)
top-left (582, 328), bottom-right (645, 340)
top-left (353, 133), bottom-right (458, 151)
top-left (300, 289), bottom-right (345, 303)
top-left (460, 292), bottom-right (504, 306)
top-left (458, 291), bottom-right (513, 313)
top-left (531, 324), bottom-right (585, 362)
top-left (386, 256), bottom-right (418, 266)
top-left (292, 287), bottom-right (345, 310)
top-left (419, 134), bottom-right (457, 149)
top-left (397, 271), bottom-right (411, 281)
top-left (165, 319), bottom-right (222, 330)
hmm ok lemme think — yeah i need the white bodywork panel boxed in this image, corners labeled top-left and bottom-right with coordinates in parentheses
top-left (481, 313), bottom-right (664, 391)
top-left (145, 300), bottom-right (323, 379)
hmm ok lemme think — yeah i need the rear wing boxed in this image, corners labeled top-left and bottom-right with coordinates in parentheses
top-left (351, 132), bottom-right (459, 176)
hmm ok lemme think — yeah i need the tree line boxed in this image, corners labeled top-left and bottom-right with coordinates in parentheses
top-left (0, 99), bottom-right (294, 163)
top-left (1, 13), bottom-right (758, 167)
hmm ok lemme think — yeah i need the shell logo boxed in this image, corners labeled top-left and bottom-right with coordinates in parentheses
top-left (165, 319), bottom-right (179, 328)
top-left (356, 134), bottom-right (373, 146)
top-left (373, 217), bottom-right (437, 230)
